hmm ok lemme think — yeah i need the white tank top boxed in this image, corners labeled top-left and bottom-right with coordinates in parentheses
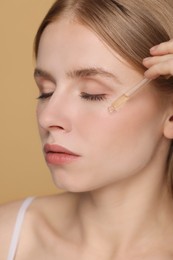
top-left (7, 197), bottom-right (35, 260)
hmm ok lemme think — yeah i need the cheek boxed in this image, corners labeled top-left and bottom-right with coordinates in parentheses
top-left (81, 92), bottom-right (165, 164)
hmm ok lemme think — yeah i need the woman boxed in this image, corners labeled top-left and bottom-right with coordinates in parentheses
top-left (1, 0), bottom-right (173, 259)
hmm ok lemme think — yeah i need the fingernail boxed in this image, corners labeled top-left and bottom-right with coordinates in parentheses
top-left (143, 57), bottom-right (150, 61)
top-left (150, 45), bottom-right (158, 52)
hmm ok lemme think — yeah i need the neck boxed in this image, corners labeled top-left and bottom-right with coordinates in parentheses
top-left (78, 167), bottom-right (173, 256)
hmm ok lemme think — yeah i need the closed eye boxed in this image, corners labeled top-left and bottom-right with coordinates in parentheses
top-left (80, 92), bottom-right (106, 101)
top-left (37, 92), bottom-right (107, 101)
top-left (37, 92), bottom-right (53, 100)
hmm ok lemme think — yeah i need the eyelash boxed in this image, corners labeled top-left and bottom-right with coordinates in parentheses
top-left (80, 92), bottom-right (106, 101)
top-left (37, 92), bottom-right (53, 100)
top-left (37, 92), bottom-right (106, 101)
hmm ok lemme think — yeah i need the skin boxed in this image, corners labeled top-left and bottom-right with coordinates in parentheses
top-left (1, 19), bottom-right (173, 260)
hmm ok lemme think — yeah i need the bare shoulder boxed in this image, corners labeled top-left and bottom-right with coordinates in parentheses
top-left (0, 193), bottom-right (81, 259)
top-left (0, 199), bottom-right (27, 259)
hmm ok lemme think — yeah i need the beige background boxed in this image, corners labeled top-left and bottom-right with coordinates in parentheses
top-left (0, 0), bottom-right (61, 204)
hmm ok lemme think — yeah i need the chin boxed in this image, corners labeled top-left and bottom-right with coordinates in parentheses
top-left (51, 174), bottom-right (85, 192)
top-left (51, 174), bottom-right (102, 193)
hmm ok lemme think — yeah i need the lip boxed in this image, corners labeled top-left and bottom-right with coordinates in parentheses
top-left (44, 144), bottom-right (79, 155)
top-left (44, 144), bottom-right (80, 165)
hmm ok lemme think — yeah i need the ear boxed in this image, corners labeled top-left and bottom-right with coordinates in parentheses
top-left (163, 115), bottom-right (173, 139)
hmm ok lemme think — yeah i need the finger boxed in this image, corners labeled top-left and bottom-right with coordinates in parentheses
top-left (143, 54), bottom-right (173, 68)
top-left (150, 39), bottom-right (173, 56)
top-left (144, 59), bottom-right (173, 79)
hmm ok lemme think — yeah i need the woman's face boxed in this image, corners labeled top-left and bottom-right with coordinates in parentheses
top-left (35, 18), bottom-right (169, 192)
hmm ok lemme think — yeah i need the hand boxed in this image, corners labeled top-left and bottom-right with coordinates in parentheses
top-left (143, 39), bottom-right (173, 79)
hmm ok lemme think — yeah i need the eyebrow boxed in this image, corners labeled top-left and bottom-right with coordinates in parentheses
top-left (34, 68), bottom-right (56, 83)
top-left (67, 67), bottom-right (120, 82)
top-left (34, 67), bottom-right (121, 83)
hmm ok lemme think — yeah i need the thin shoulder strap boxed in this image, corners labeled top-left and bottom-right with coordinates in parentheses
top-left (7, 197), bottom-right (35, 260)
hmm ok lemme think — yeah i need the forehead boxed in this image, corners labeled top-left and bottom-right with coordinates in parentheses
top-left (36, 19), bottom-right (141, 84)
top-left (38, 18), bottom-right (123, 62)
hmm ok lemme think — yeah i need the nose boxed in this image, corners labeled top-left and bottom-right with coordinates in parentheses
top-left (37, 91), bottom-right (72, 133)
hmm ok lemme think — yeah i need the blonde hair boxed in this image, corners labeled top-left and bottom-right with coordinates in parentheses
top-left (34, 0), bottom-right (173, 192)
